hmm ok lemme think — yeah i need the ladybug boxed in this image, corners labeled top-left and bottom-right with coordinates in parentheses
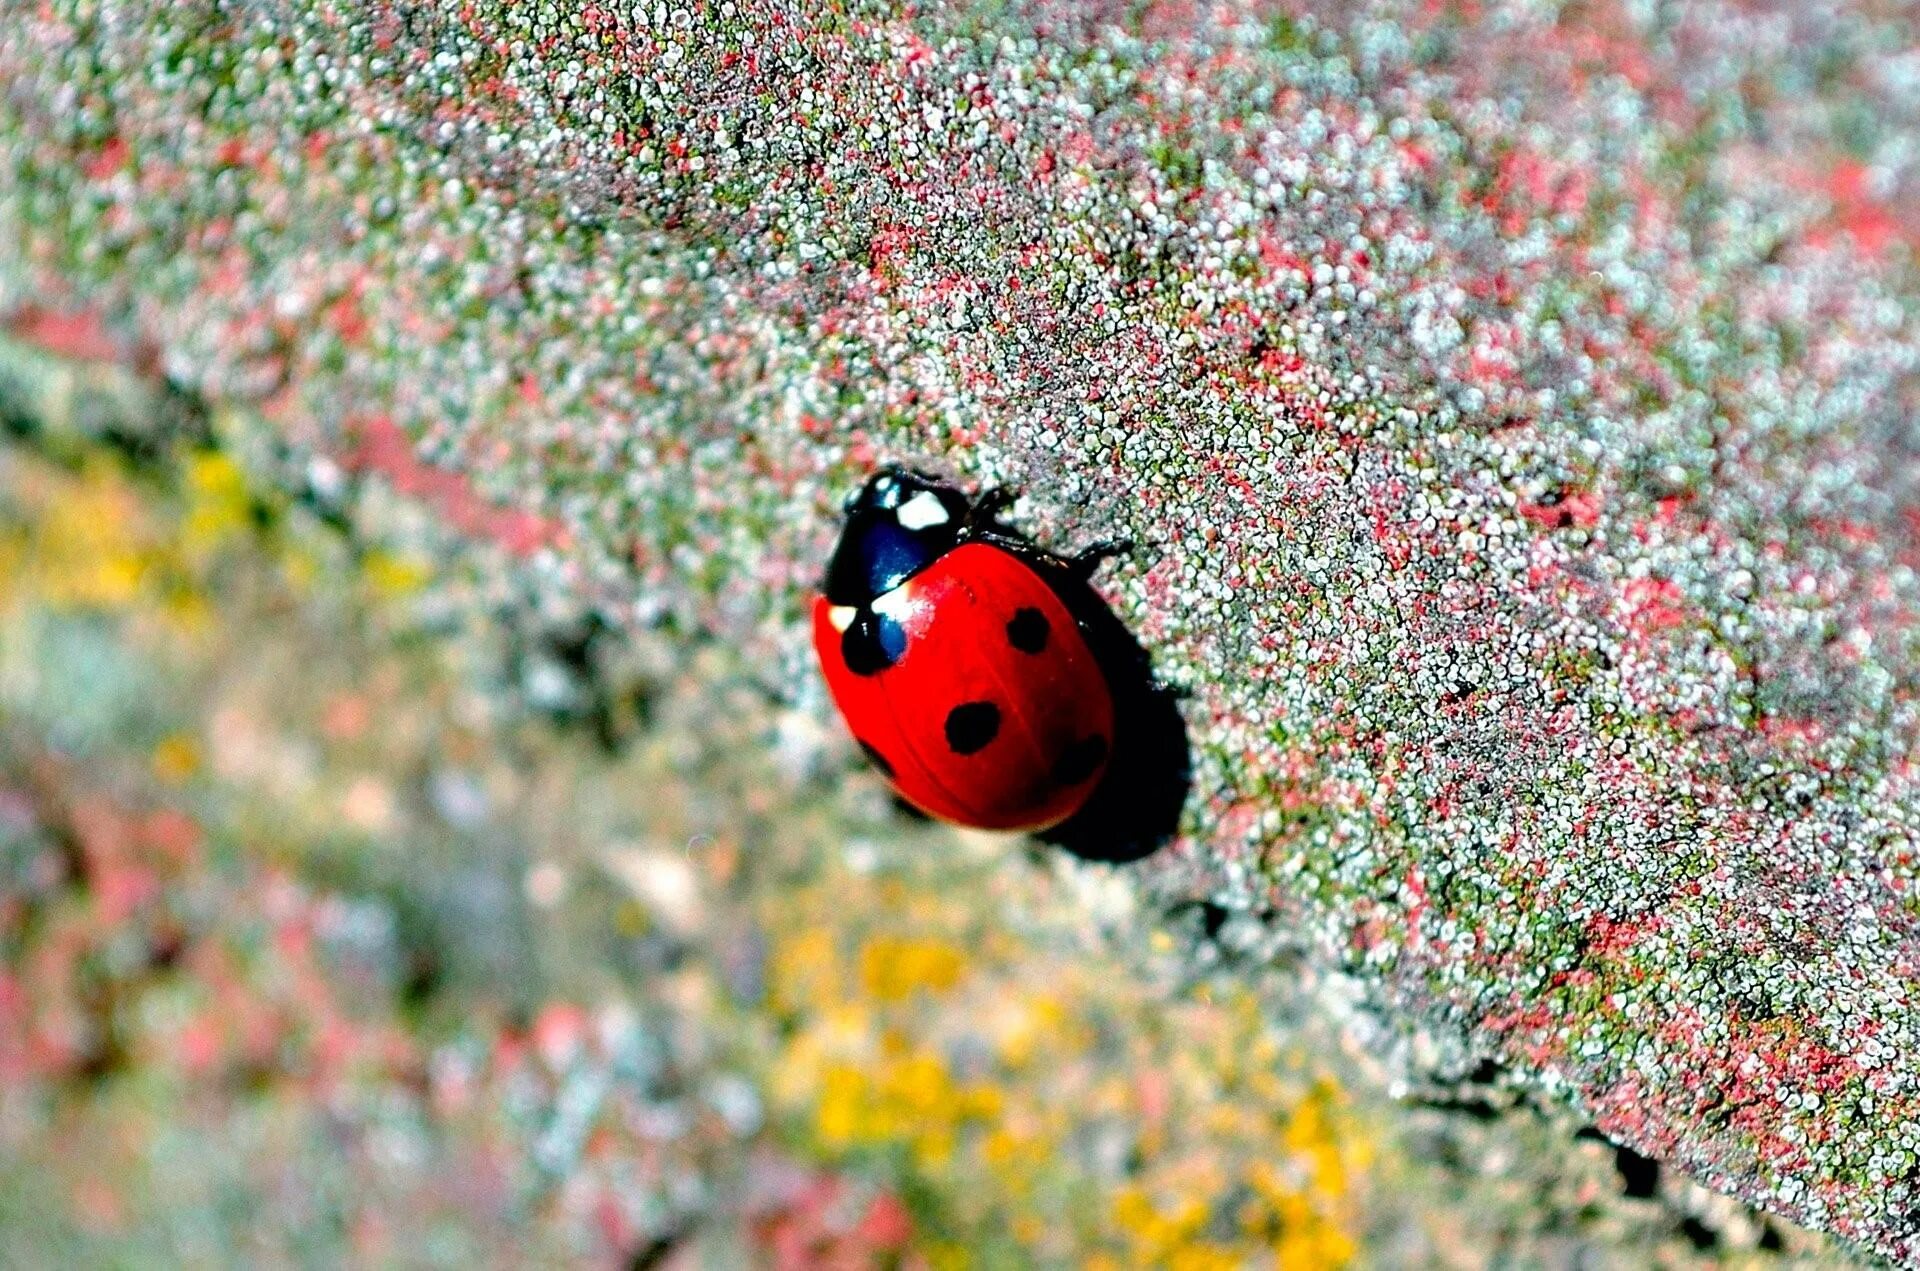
top-left (812, 467), bottom-right (1134, 833)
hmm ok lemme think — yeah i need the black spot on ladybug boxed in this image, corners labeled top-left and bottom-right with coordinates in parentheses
top-left (1005, 607), bottom-right (1050, 653)
top-left (1050, 734), bottom-right (1109, 785)
top-left (943, 701), bottom-right (1000, 754)
top-left (857, 739), bottom-right (895, 778)
top-left (842, 607), bottom-right (908, 675)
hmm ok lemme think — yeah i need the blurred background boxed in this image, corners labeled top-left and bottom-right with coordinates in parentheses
top-left (0, 311), bottom-right (1830, 1270)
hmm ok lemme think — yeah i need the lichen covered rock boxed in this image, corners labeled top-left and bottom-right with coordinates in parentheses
top-left (5, 0), bottom-right (1920, 1259)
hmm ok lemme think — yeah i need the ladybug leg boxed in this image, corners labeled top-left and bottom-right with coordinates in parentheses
top-left (968, 486), bottom-right (1018, 528)
top-left (967, 529), bottom-right (1132, 580)
top-left (969, 528), bottom-right (1047, 559)
top-left (1066, 538), bottom-right (1134, 580)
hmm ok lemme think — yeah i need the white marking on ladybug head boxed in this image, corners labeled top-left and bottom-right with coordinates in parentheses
top-left (871, 585), bottom-right (915, 622)
top-left (827, 604), bottom-right (857, 632)
top-left (896, 489), bottom-right (951, 531)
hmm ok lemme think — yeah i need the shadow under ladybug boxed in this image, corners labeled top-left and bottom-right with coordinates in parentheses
top-left (813, 467), bottom-right (1190, 864)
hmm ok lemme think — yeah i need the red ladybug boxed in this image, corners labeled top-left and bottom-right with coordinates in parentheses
top-left (813, 468), bottom-right (1128, 832)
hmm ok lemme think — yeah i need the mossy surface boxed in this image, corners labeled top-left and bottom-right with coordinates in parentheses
top-left (4, 0), bottom-right (1919, 1261)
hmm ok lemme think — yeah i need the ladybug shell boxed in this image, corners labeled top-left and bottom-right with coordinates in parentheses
top-left (814, 541), bottom-right (1115, 831)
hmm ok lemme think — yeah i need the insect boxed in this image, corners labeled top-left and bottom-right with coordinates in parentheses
top-left (812, 467), bottom-right (1134, 833)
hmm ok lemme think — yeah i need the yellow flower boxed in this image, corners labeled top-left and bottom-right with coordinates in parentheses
top-left (151, 733), bottom-right (201, 783)
top-left (1244, 1160), bottom-right (1356, 1270)
top-left (815, 1062), bottom-right (868, 1147)
top-left (858, 935), bottom-right (965, 1003)
top-left (159, 585), bottom-right (213, 636)
top-left (32, 463), bottom-right (151, 609)
top-left (180, 450), bottom-right (253, 558)
top-left (770, 927), bottom-right (840, 1014)
top-left (1276, 1221), bottom-right (1355, 1269)
top-left (925, 1242), bottom-right (973, 1271)
top-left (1113, 1185), bottom-right (1159, 1239)
top-left (1114, 1185), bottom-right (1216, 1263)
top-left (361, 548), bottom-right (431, 598)
top-left (1285, 1083), bottom-right (1354, 1199)
top-left (1167, 1245), bottom-right (1241, 1271)
top-left (960, 1083), bottom-right (1004, 1121)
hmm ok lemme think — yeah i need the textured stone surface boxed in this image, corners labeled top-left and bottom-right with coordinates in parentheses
top-left (0, 353), bottom-right (1830, 1263)
top-left (4, 0), bottom-right (1919, 1259)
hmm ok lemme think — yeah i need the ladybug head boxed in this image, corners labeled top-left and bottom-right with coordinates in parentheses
top-left (824, 468), bottom-right (970, 604)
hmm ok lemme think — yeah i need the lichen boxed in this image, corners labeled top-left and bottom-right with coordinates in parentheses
top-left (4, 0), bottom-right (1919, 1260)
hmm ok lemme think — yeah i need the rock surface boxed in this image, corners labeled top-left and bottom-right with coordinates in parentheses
top-left (4, 0), bottom-right (1920, 1260)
